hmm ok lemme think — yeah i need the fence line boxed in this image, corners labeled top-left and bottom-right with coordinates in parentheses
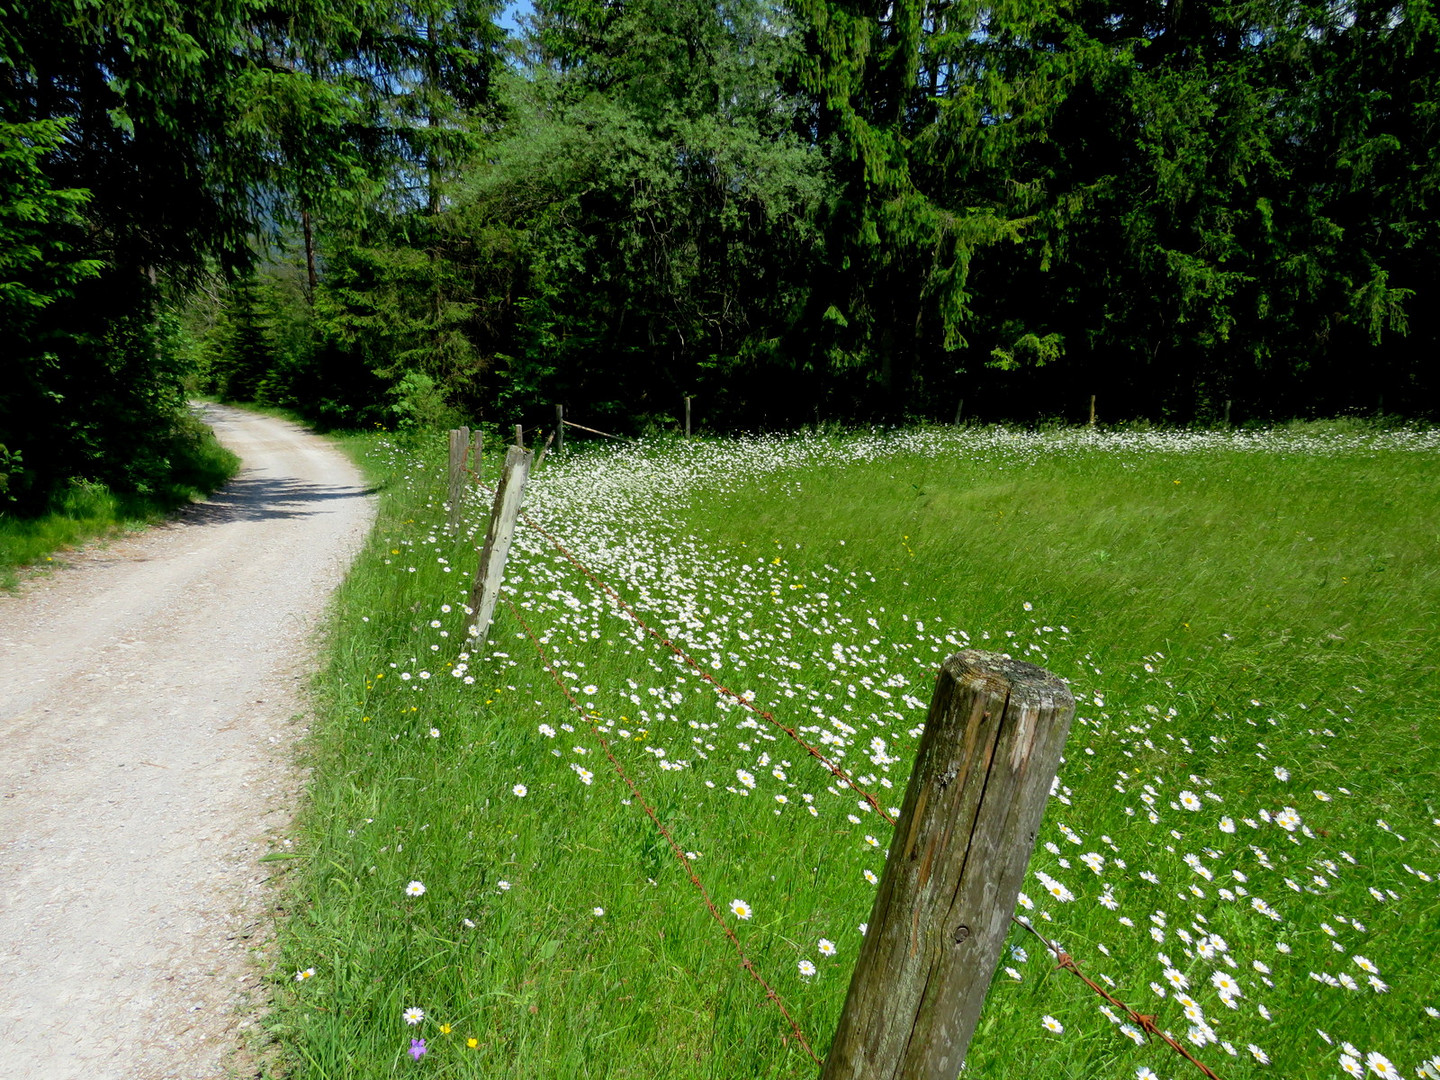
top-left (463, 465), bottom-right (896, 825)
top-left (507, 599), bottom-right (822, 1064)
top-left (508, 503), bottom-right (899, 825)
top-left (465, 443), bottom-right (1223, 1080)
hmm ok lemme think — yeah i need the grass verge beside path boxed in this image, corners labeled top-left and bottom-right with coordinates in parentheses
top-left (270, 423), bottom-right (1440, 1080)
top-left (0, 410), bottom-right (239, 589)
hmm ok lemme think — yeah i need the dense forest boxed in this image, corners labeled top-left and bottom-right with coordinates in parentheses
top-left (3, 0), bottom-right (1437, 509)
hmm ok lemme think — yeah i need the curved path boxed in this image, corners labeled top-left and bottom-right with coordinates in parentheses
top-left (0, 406), bottom-right (375, 1079)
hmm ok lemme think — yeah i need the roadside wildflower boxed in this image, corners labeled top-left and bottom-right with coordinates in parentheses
top-left (818, 938), bottom-right (836, 956)
top-left (403, 1007), bottom-right (425, 1025)
top-left (513, 783), bottom-right (528, 797)
top-left (409, 1038), bottom-right (427, 1060)
top-left (1041, 1015), bottom-right (1063, 1033)
top-left (798, 959), bottom-right (816, 977)
top-left (406, 880), bottom-right (426, 897)
top-left (730, 898), bottom-right (753, 920)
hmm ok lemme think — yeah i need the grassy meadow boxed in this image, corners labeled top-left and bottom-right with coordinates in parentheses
top-left (267, 424), bottom-right (1440, 1080)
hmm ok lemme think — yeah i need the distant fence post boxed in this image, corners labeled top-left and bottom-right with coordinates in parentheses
top-left (684, 395), bottom-right (692, 439)
top-left (447, 427), bottom-right (470, 531)
top-left (556, 404), bottom-right (564, 454)
top-left (819, 651), bottom-right (1075, 1080)
top-left (466, 444), bottom-right (533, 653)
top-left (471, 429), bottom-right (484, 484)
top-left (1088, 394), bottom-right (1097, 426)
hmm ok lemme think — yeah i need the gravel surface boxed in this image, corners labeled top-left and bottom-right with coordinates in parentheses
top-left (0, 406), bottom-right (376, 1079)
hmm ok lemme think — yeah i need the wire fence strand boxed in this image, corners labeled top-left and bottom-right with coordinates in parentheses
top-left (1011, 916), bottom-right (1223, 1080)
top-left (507, 599), bottom-right (822, 1064)
top-left (467, 456), bottom-right (1223, 1080)
top-left (494, 492), bottom-right (898, 827)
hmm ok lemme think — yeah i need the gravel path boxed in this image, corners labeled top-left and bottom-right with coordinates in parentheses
top-left (0, 406), bottom-right (376, 1079)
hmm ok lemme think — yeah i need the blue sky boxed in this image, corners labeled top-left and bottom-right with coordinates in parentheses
top-left (498, 0), bottom-right (533, 35)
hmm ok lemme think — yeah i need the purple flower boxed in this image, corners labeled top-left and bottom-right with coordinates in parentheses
top-left (408, 1038), bottom-right (427, 1061)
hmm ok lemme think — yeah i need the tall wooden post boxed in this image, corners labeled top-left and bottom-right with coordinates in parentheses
top-left (820, 651), bottom-right (1075, 1080)
top-left (954, 398), bottom-right (964, 425)
top-left (467, 445), bottom-right (533, 653)
top-left (471, 430), bottom-right (483, 484)
top-left (514, 423), bottom-right (524, 448)
top-left (556, 404), bottom-right (564, 453)
top-left (1088, 394), bottom-right (1097, 426)
top-left (684, 395), bottom-right (692, 439)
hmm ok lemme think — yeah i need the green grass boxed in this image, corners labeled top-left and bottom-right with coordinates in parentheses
top-left (0, 415), bottom-right (239, 588)
top-left (268, 425), bottom-right (1440, 1080)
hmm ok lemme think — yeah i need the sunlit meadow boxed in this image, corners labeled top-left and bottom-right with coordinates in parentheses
top-left (268, 424), bottom-right (1440, 1079)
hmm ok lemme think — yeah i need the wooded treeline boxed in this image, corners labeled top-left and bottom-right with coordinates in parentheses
top-left (3, 0), bottom-right (1437, 508)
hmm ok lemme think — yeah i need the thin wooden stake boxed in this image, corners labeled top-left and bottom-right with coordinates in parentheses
top-left (954, 397), bottom-right (964, 425)
top-left (684, 395), bottom-right (692, 439)
top-left (820, 651), bottom-right (1075, 1080)
top-left (467, 445), bottom-right (533, 653)
top-left (556, 404), bottom-right (564, 453)
top-left (534, 427), bottom-right (556, 470)
top-left (1089, 394), bottom-right (1097, 426)
top-left (514, 423), bottom-right (524, 448)
top-left (471, 430), bottom-right (484, 484)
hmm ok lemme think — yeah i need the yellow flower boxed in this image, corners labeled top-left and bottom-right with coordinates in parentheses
top-left (440, 1024), bottom-right (452, 1035)
top-left (467, 1038), bottom-right (479, 1049)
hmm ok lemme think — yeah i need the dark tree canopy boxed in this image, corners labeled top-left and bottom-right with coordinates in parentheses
top-left (3, 0), bottom-right (1437, 508)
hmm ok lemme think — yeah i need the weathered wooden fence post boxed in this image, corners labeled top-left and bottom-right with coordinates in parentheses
top-left (471, 430), bottom-right (484, 484)
top-left (1088, 394), bottom-right (1097, 426)
top-left (819, 651), bottom-right (1075, 1080)
top-left (684, 395), bottom-right (692, 439)
top-left (533, 427), bottom-right (556, 470)
top-left (556, 404), bottom-right (564, 454)
top-left (466, 444), bottom-right (533, 653)
top-left (447, 426), bottom-right (470, 531)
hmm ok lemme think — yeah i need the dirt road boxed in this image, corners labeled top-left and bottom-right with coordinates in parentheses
top-left (0, 406), bottom-right (375, 1079)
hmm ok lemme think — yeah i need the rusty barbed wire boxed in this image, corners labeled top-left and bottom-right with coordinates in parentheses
top-left (465, 469), bottom-right (898, 827)
top-left (468, 453), bottom-right (1220, 1079)
top-left (1011, 916), bottom-right (1222, 1080)
top-left (507, 600), bottom-right (822, 1064)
